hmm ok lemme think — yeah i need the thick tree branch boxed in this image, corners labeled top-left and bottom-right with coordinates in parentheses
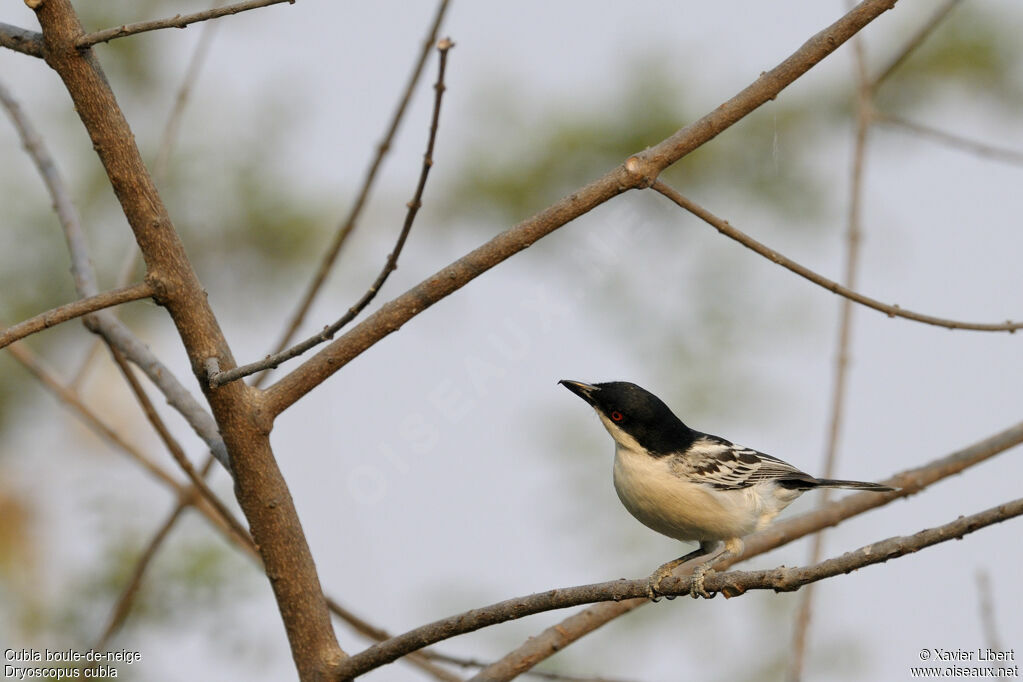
top-left (71, 1), bottom-right (224, 390)
top-left (651, 181), bottom-right (1023, 332)
top-left (77, 0), bottom-right (297, 48)
top-left (339, 491), bottom-right (1023, 680)
top-left (32, 1), bottom-right (344, 677)
top-left (0, 23), bottom-right (43, 58)
top-left (210, 37), bottom-right (455, 388)
top-left (447, 418), bottom-right (1023, 680)
top-left (264, 0), bottom-right (901, 416)
top-left (260, 0), bottom-right (451, 386)
top-left (0, 281), bottom-right (153, 348)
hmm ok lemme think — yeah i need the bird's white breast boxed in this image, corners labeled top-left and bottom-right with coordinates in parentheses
top-left (611, 444), bottom-right (774, 543)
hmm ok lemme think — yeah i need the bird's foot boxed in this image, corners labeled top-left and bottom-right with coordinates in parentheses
top-left (689, 562), bottom-right (716, 599)
top-left (646, 563), bottom-right (679, 602)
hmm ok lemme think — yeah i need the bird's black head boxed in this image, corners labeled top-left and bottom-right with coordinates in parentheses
top-left (559, 380), bottom-right (695, 456)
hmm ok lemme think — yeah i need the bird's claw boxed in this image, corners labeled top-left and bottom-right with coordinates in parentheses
top-left (646, 565), bottom-right (676, 602)
top-left (645, 576), bottom-right (663, 602)
top-left (689, 564), bottom-right (716, 599)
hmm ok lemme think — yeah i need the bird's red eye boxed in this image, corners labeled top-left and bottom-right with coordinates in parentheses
top-left (610, 411), bottom-right (624, 422)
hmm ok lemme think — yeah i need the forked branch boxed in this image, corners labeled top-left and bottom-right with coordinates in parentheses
top-left (208, 37), bottom-right (456, 388)
top-left (261, 0), bottom-right (452, 383)
top-left (263, 0), bottom-right (902, 416)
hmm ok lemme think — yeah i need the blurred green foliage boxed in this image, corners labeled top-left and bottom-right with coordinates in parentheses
top-left (445, 56), bottom-right (829, 226)
top-left (875, 5), bottom-right (1023, 114)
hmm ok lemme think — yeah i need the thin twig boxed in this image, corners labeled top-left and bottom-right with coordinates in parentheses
top-left (2, 73), bottom-right (230, 469)
top-left (77, 0), bottom-right (296, 48)
top-left (261, 0), bottom-right (902, 417)
top-left (152, 1), bottom-right (223, 183)
top-left (650, 181), bottom-right (1022, 332)
top-left (0, 78), bottom-right (96, 296)
top-left (90, 491), bottom-right (193, 652)
top-left (788, 23), bottom-right (873, 681)
top-left (433, 650), bottom-right (635, 682)
top-left (975, 570), bottom-right (1003, 652)
top-left (7, 343), bottom-right (184, 492)
top-left (259, 0), bottom-right (452, 389)
top-left (0, 282), bottom-right (153, 349)
top-left (870, 0), bottom-right (963, 88)
top-left (340, 497), bottom-right (1023, 679)
top-left (106, 345), bottom-right (251, 547)
top-left (6, 342), bottom-right (241, 544)
top-left (465, 417), bottom-right (1023, 680)
top-left (209, 37), bottom-right (456, 388)
top-left (876, 113), bottom-right (1023, 167)
top-left (0, 22), bottom-right (43, 58)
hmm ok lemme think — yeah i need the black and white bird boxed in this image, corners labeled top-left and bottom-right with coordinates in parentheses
top-left (560, 379), bottom-right (895, 599)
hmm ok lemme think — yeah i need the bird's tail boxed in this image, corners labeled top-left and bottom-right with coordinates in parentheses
top-left (815, 478), bottom-right (897, 492)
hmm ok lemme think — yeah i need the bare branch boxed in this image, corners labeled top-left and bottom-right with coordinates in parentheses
top-left (437, 650), bottom-right (637, 682)
top-left (106, 345), bottom-right (251, 547)
top-left (0, 282), bottom-right (153, 349)
top-left (152, 1), bottom-right (224, 184)
top-left (0, 77), bottom-right (96, 296)
top-left (7, 341), bottom-right (244, 550)
top-left (339, 494), bottom-right (1023, 680)
top-left (96, 316), bottom-right (233, 468)
top-left (463, 418), bottom-right (1023, 679)
top-left (0, 22), bottom-right (43, 58)
top-left (33, 0), bottom-right (344, 671)
top-left (671, 497), bottom-right (1023, 598)
top-left (263, 0), bottom-right (901, 416)
top-left (210, 37), bottom-right (456, 388)
top-left (876, 113), bottom-right (1023, 167)
top-left (260, 0), bottom-right (452, 387)
top-left (7, 342), bottom-right (184, 492)
top-left (91, 489), bottom-right (194, 652)
top-left (1, 74), bottom-right (231, 468)
top-left (77, 0), bottom-right (297, 48)
top-left (870, 0), bottom-right (963, 88)
top-left (975, 570), bottom-right (1004, 652)
top-left (651, 181), bottom-right (1023, 332)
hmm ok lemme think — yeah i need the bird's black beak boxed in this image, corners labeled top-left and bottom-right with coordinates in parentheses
top-left (559, 379), bottom-right (599, 406)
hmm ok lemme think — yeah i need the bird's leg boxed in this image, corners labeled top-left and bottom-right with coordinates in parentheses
top-left (646, 542), bottom-right (719, 601)
top-left (689, 538), bottom-right (743, 599)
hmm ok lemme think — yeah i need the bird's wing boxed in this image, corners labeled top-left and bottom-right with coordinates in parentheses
top-left (670, 434), bottom-right (817, 490)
